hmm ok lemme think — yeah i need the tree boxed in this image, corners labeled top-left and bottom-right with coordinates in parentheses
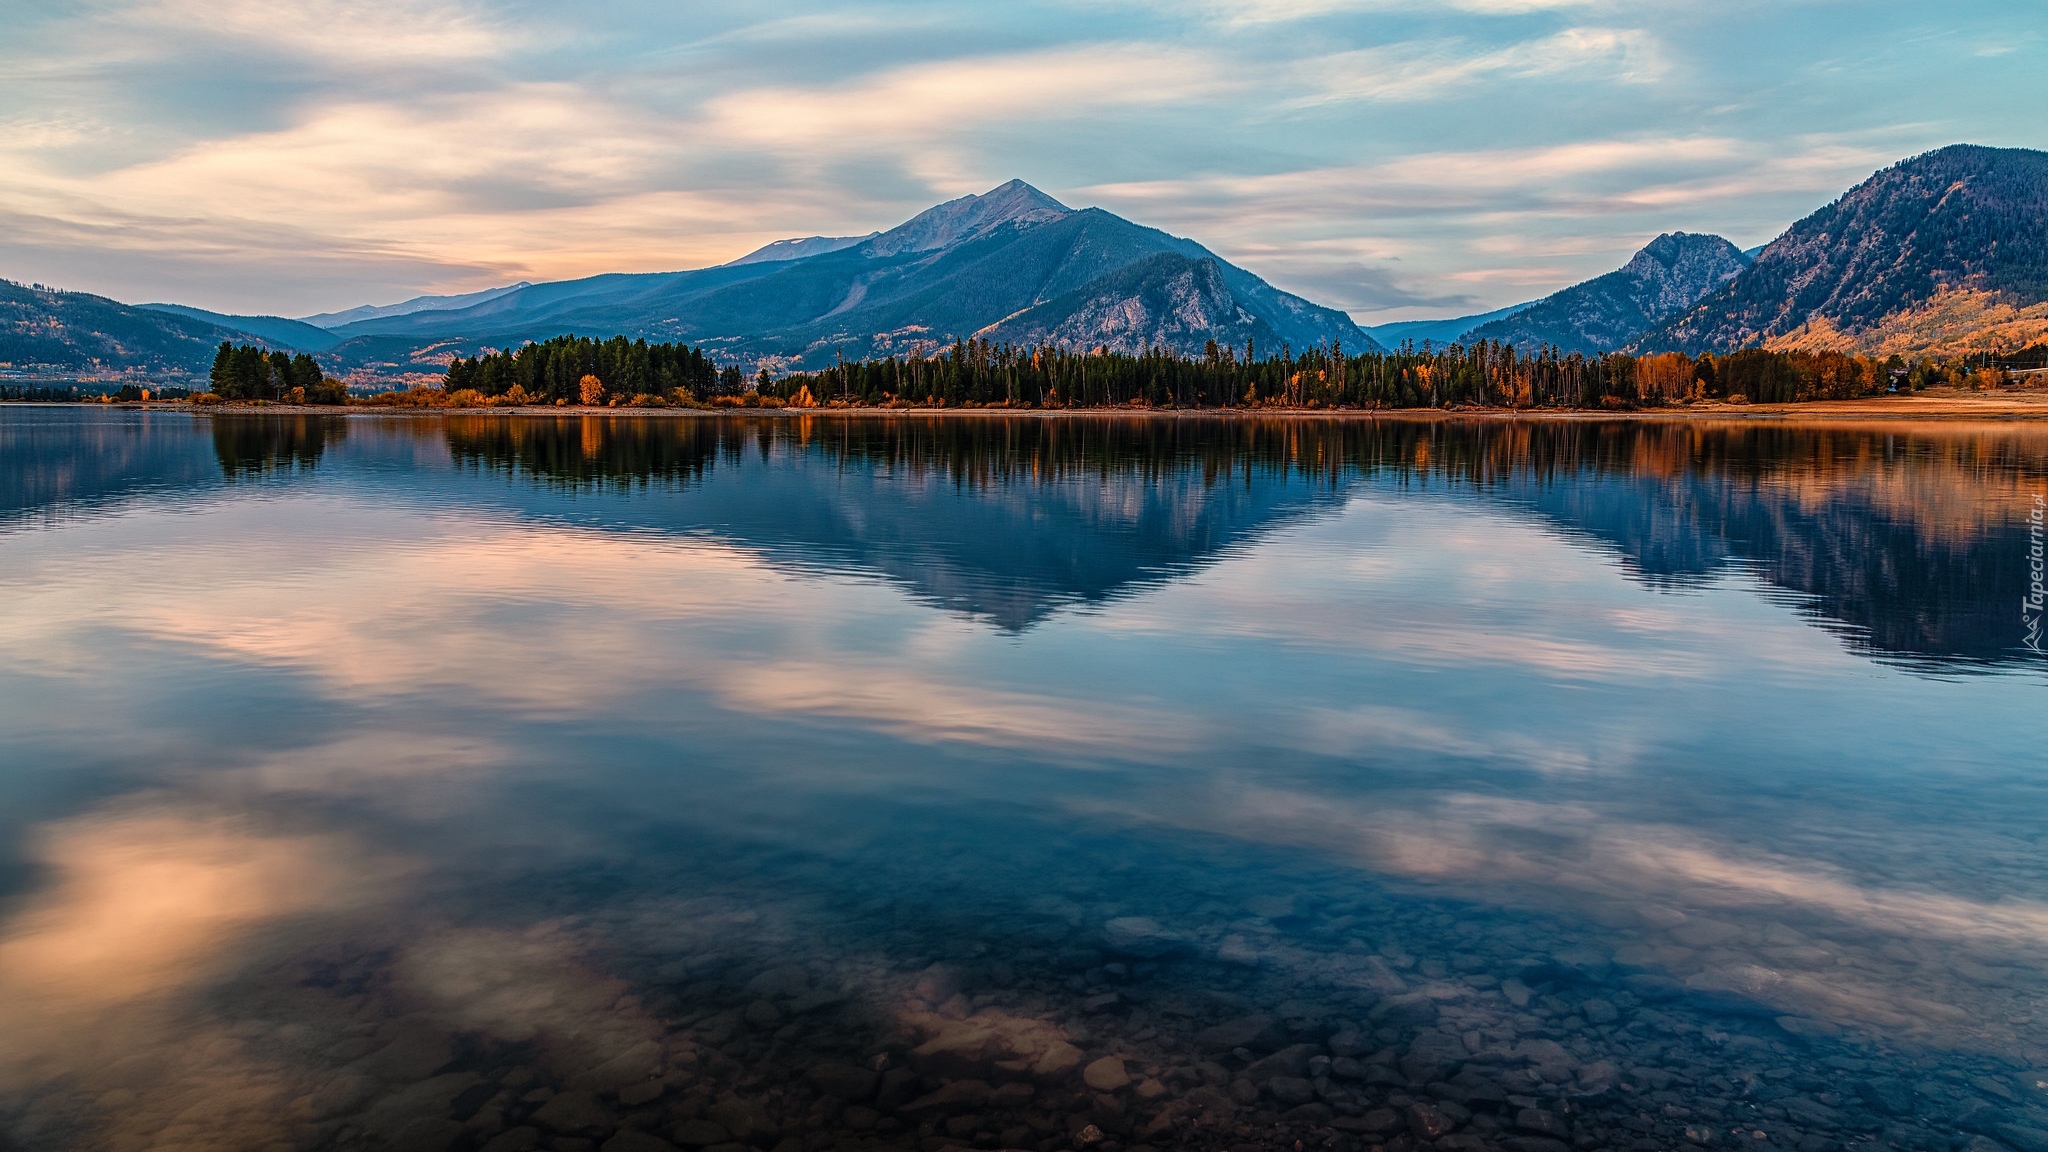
top-left (209, 342), bottom-right (234, 396)
top-left (579, 374), bottom-right (605, 406)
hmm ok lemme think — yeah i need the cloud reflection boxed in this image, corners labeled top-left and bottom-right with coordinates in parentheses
top-left (0, 804), bottom-right (387, 1148)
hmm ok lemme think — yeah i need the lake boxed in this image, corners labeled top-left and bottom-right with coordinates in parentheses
top-left (1, 407), bottom-right (2044, 1152)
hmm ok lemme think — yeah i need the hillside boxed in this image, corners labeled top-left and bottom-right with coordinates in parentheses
top-left (320, 181), bottom-right (1377, 368)
top-left (1463, 232), bottom-right (1750, 354)
top-left (1641, 145), bottom-right (2048, 355)
top-left (0, 281), bottom-right (267, 375)
top-left (140, 303), bottom-right (342, 351)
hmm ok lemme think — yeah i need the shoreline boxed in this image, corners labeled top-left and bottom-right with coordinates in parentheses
top-left (12, 389), bottom-right (2048, 421)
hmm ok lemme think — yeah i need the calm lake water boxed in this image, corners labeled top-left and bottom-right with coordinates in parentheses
top-left (1, 407), bottom-right (2045, 1152)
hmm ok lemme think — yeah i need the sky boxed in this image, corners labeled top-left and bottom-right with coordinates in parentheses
top-left (1, 1), bottom-right (2042, 324)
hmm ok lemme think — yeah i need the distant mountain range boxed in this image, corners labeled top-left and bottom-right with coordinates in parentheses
top-left (4, 146), bottom-right (2044, 380)
top-left (1640, 144), bottom-right (2048, 357)
top-left (298, 282), bottom-right (534, 329)
top-left (1360, 302), bottom-right (1531, 349)
top-left (139, 303), bottom-right (343, 351)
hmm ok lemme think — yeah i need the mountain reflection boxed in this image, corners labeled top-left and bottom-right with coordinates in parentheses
top-left (440, 415), bottom-right (1356, 629)
top-left (0, 410), bottom-right (2039, 665)
top-left (439, 414), bottom-right (2048, 666)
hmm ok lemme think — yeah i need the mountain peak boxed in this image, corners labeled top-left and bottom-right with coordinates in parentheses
top-left (1641, 144), bottom-right (2048, 354)
top-left (1465, 232), bottom-right (1746, 354)
top-left (865, 180), bottom-right (1073, 257)
top-left (1629, 232), bottom-right (1743, 270)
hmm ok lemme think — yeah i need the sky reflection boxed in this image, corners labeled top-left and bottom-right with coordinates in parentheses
top-left (1, 411), bottom-right (2045, 1148)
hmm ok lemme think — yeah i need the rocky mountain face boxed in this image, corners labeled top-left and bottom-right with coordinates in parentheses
top-left (1462, 233), bottom-right (1751, 354)
top-left (980, 253), bottom-right (1286, 354)
top-left (1640, 144), bottom-right (2048, 354)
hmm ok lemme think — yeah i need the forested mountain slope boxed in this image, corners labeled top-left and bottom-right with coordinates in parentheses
top-left (1641, 145), bottom-right (2048, 356)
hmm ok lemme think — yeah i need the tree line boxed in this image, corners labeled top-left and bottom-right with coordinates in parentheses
top-left (442, 334), bottom-right (737, 405)
top-left (209, 342), bottom-right (346, 404)
top-left (427, 333), bottom-right (2018, 410)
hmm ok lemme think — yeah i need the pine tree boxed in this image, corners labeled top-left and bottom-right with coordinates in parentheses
top-left (209, 342), bottom-right (234, 396)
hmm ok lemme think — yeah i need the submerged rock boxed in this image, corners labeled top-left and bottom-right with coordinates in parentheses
top-left (531, 1091), bottom-right (616, 1138)
top-left (1101, 917), bottom-right (1191, 958)
top-left (1082, 1057), bottom-right (1130, 1092)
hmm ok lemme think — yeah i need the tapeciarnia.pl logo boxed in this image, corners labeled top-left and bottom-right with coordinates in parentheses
top-left (2027, 493), bottom-right (2045, 654)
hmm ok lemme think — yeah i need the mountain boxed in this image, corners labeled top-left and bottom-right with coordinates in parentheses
top-left (1362, 302), bottom-right (1533, 349)
top-left (138, 303), bottom-right (343, 351)
top-left (0, 280), bottom-right (284, 375)
top-left (1462, 233), bottom-right (1751, 354)
top-left (317, 180), bottom-right (1378, 368)
top-left (299, 282), bottom-right (532, 329)
top-left (979, 252), bottom-right (1285, 353)
top-left (726, 235), bottom-right (877, 266)
top-left (1640, 145), bottom-right (2048, 356)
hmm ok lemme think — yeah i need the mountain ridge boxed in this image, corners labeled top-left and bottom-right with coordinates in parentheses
top-left (1363, 302), bottom-right (1533, 349)
top-left (139, 303), bottom-right (343, 351)
top-left (1639, 144), bottom-right (2048, 355)
top-left (1464, 232), bottom-right (1751, 354)
top-left (1, 281), bottom-right (289, 374)
top-left (300, 282), bottom-right (534, 329)
top-left (316, 181), bottom-right (1378, 367)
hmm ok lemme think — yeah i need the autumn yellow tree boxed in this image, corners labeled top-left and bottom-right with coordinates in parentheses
top-left (578, 375), bottom-right (605, 406)
top-left (1636, 352), bottom-right (1695, 403)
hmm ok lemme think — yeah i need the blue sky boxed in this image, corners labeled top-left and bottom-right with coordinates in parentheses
top-left (1, 0), bottom-right (2041, 322)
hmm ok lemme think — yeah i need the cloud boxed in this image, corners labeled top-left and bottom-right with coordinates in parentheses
top-left (1134, 0), bottom-right (1597, 25)
top-left (1297, 27), bottom-right (1668, 105)
top-left (1078, 135), bottom-right (1898, 316)
top-left (715, 658), bottom-right (1206, 759)
top-left (1095, 781), bottom-right (2045, 1043)
top-left (704, 43), bottom-right (1236, 155)
top-left (82, 0), bottom-right (522, 72)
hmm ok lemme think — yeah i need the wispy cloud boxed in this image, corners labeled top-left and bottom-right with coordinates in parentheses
top-left (1296, 27), bottom-right (1667, 105)
top-left (1131, 0), bottom-right (1597, 26)
top-left (705, 44), bottom-right (1236, 153)
top-left (1078, 135), bottom-right (1899, 315)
